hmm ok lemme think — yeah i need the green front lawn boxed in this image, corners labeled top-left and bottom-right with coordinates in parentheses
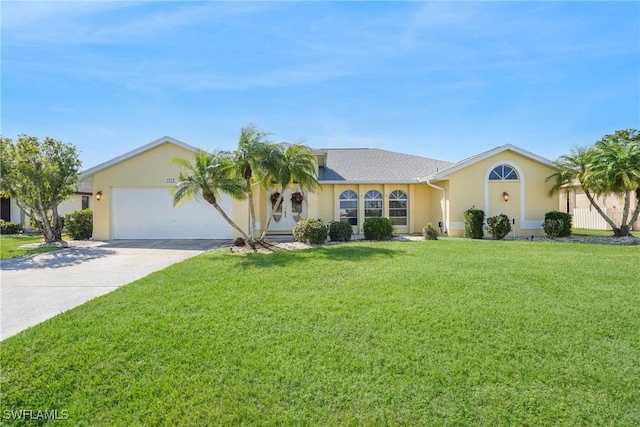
top-left (1, 240), bottom-right (639, 425)
top-left (0, 234), bottom-right (57, 260)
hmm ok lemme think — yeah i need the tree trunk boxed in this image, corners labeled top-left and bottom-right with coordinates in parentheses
top-left (613, 224), bottom-right (631, 237)
top-left (584, 189), bottom-right (620, 232)
top-left (211, 201), bottom-right (250, 241)
top-left (259, 190), bottom-right (284, 241)
top-left (246, 178), bottom-right (256, 241)
top-left (628, 201), bottom-right (640, 234)
top-left (51, 204), bottom-right (64, 241)
top-left (35, 193), bottom-right (58, 244)
top-left (202, 189), bottom-right (252, 245)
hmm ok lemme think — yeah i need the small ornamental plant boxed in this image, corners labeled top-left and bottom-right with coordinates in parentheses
top-left (291, 191), bottom-right (304, 205)
top-left (363, 217), bottom-right (393, 240)
top-left (0, 219), bottom-right (21, 235)
top-left (463, 208), bottom-right (485, 239)
top-left (543, 219), bottom-right (565, 239)
top-left (423, 222), bottom-right (439, 240)
top-left (293, 218), bottom-right (327, 244)
top-left (486, 214), bottom-right (512, 240)
top-left (544, 211), bottom-right (572, 237)
top-left (329, 221), bottom-right (353, 242)
top-left (64, 209), bottom-right (93, 240)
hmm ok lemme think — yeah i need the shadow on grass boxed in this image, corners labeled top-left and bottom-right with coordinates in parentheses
top-left (237, 243), bottom-right (403, 269)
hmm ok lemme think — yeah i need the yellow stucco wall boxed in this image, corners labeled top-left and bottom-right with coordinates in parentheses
top-left (445, 151), bottom-right (558, 237)
top-left (266, 183), bottom-right (434, 235)
top-left (92, 142), bottom-right (198, 240)
top-left (90, 142), bottom-right (559, 240)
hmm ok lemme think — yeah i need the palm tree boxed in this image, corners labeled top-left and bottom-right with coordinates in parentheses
top-left (259, 143), bottom-right (320, 240)
top-left (233, 124), bottom-right (275, 241)
top-left (588, 130), bottom-right (640, 236)
top-left (549, 129), bottom-right (640, 237)
top-left (172, 150), bottom-right (250, 241)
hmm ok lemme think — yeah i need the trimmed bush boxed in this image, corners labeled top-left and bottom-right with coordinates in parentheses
top-left (463, 208), bottom-right (485, 239)
top-left (329, 221), bottom-right (353, 242)
top-left (423, 222), bottom-right (439, 240)
top-left (293, 218), bottom-right (327, 244)
top-left (543, 219), bottom-right (565, 239)
top-left (363, 217), bottom-right (393, 241)
top-left (0, 219), bottom-right (21, 235)
top-left (544, 211), bottom-right (572, 237)
top-left (486, 214), bottom-right (512, 240)
top-left (64, 209), bottom-right (93, 240)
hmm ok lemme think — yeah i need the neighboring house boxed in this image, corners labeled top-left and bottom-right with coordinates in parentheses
top-left (0, 185), bottom-right (93, 230)
top-left (80, 136), bottom-right (561, 240)
top-left (559, 188), bottom-right (639, 231)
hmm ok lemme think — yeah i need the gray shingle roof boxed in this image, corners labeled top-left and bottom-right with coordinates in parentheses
top-left (318, 148), bottom-right (453, 183)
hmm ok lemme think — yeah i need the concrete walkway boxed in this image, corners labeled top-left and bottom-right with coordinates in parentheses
top-left (0, 240), bottom-right (225, 340)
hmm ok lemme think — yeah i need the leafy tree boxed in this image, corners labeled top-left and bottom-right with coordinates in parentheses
top-left (259, 143), bottom-right (320, 240)
top-left (0, 135), bottom-right (81, 243)
top-left (172, 150), bottom-right (250, 241)
top-left (549, 129), bottom-right (640, 237)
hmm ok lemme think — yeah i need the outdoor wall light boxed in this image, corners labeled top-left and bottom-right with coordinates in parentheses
top-left (502, 192), bottom-right (509, 202)
top-left (95, 191), bottom-right (103, 201)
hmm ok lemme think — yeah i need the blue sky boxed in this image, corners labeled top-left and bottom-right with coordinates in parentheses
top-left (2, 1), bottom-right (638, 170)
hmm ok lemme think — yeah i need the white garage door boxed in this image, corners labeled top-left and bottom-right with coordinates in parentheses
top-left (112, 187), bottom-right (233, 239)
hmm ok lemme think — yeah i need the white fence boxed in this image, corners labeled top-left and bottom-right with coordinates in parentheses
top-left (573, 208), bottom-right (639, 230)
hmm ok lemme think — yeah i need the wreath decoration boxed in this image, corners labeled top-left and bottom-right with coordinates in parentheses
top-left (270, 192), bottom-right (281, 206)
top-left (291, 191), bottom-right (304, 205)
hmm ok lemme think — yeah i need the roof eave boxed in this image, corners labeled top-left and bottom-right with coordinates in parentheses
top-left (417, 144), bottom-right (558, 181)
top-left (319, 179), bottom-right (423, 185)
top-left (79, 136), bottom-right (199, 180)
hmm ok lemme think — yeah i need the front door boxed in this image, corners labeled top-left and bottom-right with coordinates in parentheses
top-left (267, 189), bottom-right (307, 233)
top-left (1, 197), bottom-right (10, 222)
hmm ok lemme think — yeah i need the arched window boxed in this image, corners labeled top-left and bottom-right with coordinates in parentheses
top-left (389, 190), bottom-right (408, 226)
top-left (489, 165), bottom-right (518, 180)
top-left (364, 190), bottom-right (383, 219)
top-left (339, 190), bottom-right (358, 225)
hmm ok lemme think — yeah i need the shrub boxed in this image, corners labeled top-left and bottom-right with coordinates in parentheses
top-left (64, 209), bottom-right (93, 240)
top-left (0, 219), bottom-right (21, 235)
top-left (329, 221), bottom-right (353, 242)
top-left (363, 217), bottom-right (393, 241)
top-left (293, 218), bottom-right (327, 244)
top-left (463, 208), bottom-right (485, 239)
top-left (486, 214), bottom-right (512, 240)
top-left (543, 219), bottom-right (565, 239)
top-left (423, 222), bottom-right (439, 240)
top-left (544, 211), bottom-right (572, 237)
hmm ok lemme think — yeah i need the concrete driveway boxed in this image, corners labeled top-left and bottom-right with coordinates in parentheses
top-left (0, 239), bottom-right (225, 340)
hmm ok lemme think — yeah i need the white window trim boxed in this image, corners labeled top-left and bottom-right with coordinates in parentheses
top-left (339, 190), bottom-right (359, 226)
top-left (484, 161), bottom-right (543, 230)
top-left (388, 190), bottom-right (408, 226)
top-left (364, 190), bottom-right (383, 219)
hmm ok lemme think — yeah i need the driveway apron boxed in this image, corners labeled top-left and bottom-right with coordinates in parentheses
top-left (0, 240), bottom-right (223, 340)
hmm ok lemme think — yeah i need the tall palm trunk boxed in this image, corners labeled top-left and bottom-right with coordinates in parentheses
top-left (246, 177), bottom-right (256, 241)
top-left (259, 190), bottom-right (285, 241)
top-left (212, 201), bottom-right (251, 242)
top-left (202, 189), bottom-right (251, 242)
top-left (584, 189), bottom-right (634, 237)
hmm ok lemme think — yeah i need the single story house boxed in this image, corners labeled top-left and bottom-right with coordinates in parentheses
top-left (1, 185), bottom-right (93, 230)
top-left (79, 136), bottom-right (561, 240)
